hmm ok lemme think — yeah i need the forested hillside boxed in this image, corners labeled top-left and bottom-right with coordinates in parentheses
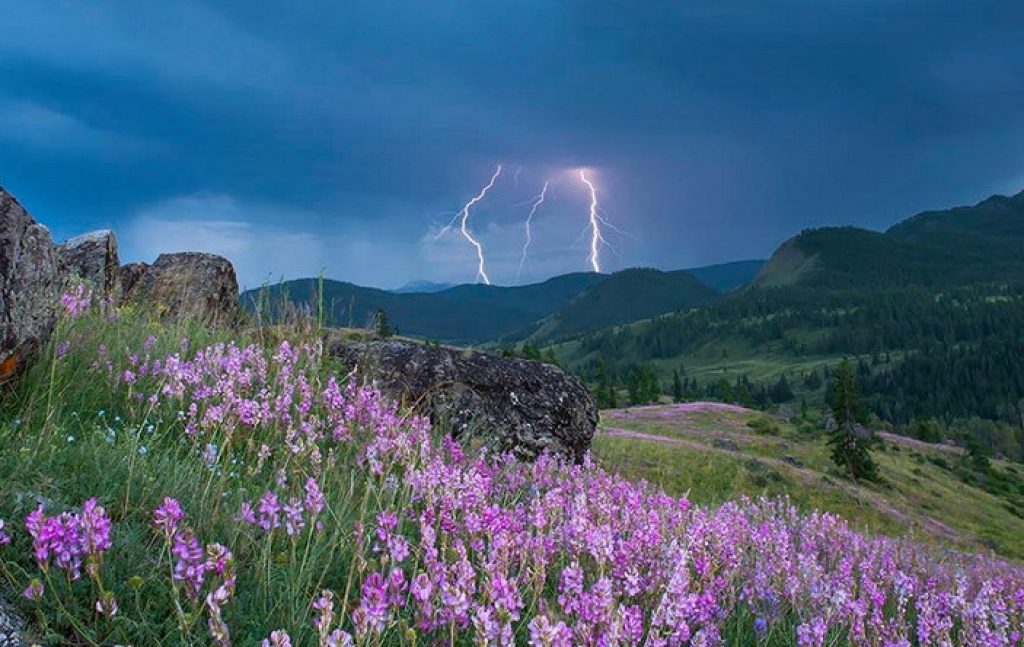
top-left (506, 268), bottom-right (721, 343)
top-left (551, 190), bottom-right (1024, 459)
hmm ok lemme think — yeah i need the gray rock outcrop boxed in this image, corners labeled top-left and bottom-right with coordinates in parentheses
top-left (56, 229), bottom-right (120, 294)
top-left (121, 252), bottom-right (240, 327)
top-left (1, 187), bottom-right (60, 382)
top-left (330, 340), bottom-right (597, 461)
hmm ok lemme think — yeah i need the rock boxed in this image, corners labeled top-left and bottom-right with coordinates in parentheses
top-left (712, 438), bottom-right (739, 451)
top-left (56, 229), bottom-right (120, 294)
top-left (0, 595), bottom-right (27, 647)
top-left (781, 455), bottom-right (804, 468)
top-left (330, 340), bottom-right (597, 461)
top-left (118, 262), bottom-right (149, 300)
top-left (1, 187), bottom-right (60, 383)
top-left (122, 253), bottom-right (240, 327)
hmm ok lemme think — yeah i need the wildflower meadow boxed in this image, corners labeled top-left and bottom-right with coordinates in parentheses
top-left (0, 289), bottom-right (1022, 646)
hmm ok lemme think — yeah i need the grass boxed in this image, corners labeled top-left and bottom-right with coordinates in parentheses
top-left (0, 305), bottom-right (387, 644)
top-left (592, 402), bottom-right (1024, 560)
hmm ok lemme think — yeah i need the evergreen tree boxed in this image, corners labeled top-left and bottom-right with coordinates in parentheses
top-left (543, 348), bottom-right (561, 367)
top-left (672, 369), bottom-right (684, 403)
top-left (374, 308), bottom-right (394, 338)
top-left (769, 374), bottom-right (795, 403)
top-left (594, 360), bottom-right (618, 409)
top-left (964, 434), bottom-right (992, 472)
top-left (826, 359), bottom-right (877, 481)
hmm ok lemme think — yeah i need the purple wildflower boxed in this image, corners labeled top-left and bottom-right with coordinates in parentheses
top-left (153, 498), bottom-right (184, 539)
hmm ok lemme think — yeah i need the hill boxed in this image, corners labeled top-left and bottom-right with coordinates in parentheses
top-left (594, 402), bottom-right (1024, 558)
top-left (685, 259), bottom-right (764, 292)
top-left (506, 268), bottom-right (721, 344)
top-left (391, 280), bottom-right (454, 293)
top-left (550, 189), bottom-right (1024, 454)
top-left (242, 272), bottom-right (604, 344)
top-left (244, 266), bottom-right (731, 346)
top-left (753, 189), bottom-right (1024, 290)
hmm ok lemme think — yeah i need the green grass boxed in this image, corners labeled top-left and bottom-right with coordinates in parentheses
top-left (0, 307), bottom-right (394, 645)
top-left (593, 403), bottom-right (1024, 559)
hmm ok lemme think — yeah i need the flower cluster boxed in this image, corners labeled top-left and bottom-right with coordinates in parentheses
top-left (59, 284), bottom-right (92, 319)
top-left (237, 477), bottom-right (327, 538)
top-left (153, 498), bottom-right (236, 643)
top-left (25, 498), bottom-right (111, 581)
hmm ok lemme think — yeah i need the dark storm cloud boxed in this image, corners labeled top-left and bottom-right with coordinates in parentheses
top-left (2, 1), bottom-right (1023, 288)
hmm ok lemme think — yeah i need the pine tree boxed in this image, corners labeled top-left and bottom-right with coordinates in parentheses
top-left (826, 359), bottom-right (877, 481)
top-left (672, 369), bottom-right (684, 403)
top-left (594, 360), bottom-right (617, 409)
top-left (770, 374), bottom-right (795, 403)
top-left (374, 308), bottom-right (394, 338)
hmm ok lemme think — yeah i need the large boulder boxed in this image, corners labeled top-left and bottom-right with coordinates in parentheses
top-left (121, 252), bottom-right (240, 327)
top-left (1, 187), bottom-right (60, 382)
top-left (56, 229), bottom-right (120, 294)
top-left (330, 340), bottom-right (597, 461)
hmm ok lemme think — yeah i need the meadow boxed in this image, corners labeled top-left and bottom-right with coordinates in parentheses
top-left (593, 403), bottom-right (1024, 560)
top-left (0, 289), bottom-right (1022, 645)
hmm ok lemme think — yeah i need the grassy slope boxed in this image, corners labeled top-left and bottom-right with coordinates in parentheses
top-left (593, 402), bottom-right (1024, 559)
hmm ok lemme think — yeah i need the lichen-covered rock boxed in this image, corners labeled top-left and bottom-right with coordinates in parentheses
top-left (1, 187), bottom-right (60, 382)
top-left (122, 252), bottom-right (240, 327)
top-left (118, 261), bottom-right (149, 300)
top-left (330, 340), bottom-right (597, 461)
top-left (56, 229), bottom-right (120, 294)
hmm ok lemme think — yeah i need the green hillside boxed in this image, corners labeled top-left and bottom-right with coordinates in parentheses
top-left (594, 402), bottom-right (1024, 559)
top-left (507, 268), bottom-right (721, 344)
top-left (551, 189), bottom-right (1024, 458)
top-left (754, 189), bottom-right (1024, 290)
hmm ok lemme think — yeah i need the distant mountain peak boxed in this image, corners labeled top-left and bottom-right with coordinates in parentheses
top-left (392, 280), bottom-right (456, 294)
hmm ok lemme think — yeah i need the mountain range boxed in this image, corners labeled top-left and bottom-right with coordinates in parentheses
top-left (242, 260), bottom-right (762, 344)
top-left (245, 189), bottom-right (1022, 345)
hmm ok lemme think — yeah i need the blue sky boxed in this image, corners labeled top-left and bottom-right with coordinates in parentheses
top-left (2, 1), bottom-right (1023, 289)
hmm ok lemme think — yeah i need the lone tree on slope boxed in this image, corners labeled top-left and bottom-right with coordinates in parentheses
top-left (826, 358), bottom-right (877, 482)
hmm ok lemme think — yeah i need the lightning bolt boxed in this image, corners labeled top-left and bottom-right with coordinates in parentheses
top-left (579, 169), bottom-right (605, 273)
top-left (517, 180), bottom-right (549, 282)
top-left (455, 164), bottom-right (502, 285)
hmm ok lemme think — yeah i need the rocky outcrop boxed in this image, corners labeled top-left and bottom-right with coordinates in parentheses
top-left (121, 253), bottom-right (240, 327)
top-left (1, 187), bottom-right (60, 382)
top-left (118, 261), bottom-right (149, 299)
top-left (330, 340), bottom-right (597, 461)
top-left (56, 229), bottom-right (120, 294)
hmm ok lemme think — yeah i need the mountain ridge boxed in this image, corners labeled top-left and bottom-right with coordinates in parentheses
top-left (753, 189), bottom-right (1024, 290)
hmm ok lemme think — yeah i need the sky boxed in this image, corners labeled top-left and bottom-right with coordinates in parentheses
top-left (2, 1), bottom-right (1023, 290)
